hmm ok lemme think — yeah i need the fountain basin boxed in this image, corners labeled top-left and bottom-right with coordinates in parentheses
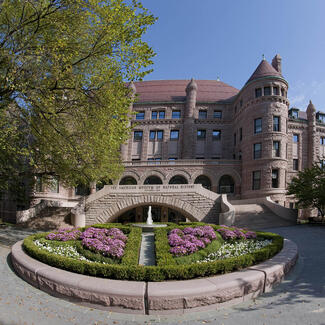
top-left (132, 223), bottom-right (167, 233)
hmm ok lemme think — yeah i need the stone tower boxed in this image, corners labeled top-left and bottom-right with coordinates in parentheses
top-left (306, 100), bottom-right (317, 167)
top-left (235, 55), bottom-right (290, 203)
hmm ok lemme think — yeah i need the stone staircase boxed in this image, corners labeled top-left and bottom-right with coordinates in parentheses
top-left (232, 203), bottom-right (295, 230)
top-left (19, 207), bottom-right (73, 231)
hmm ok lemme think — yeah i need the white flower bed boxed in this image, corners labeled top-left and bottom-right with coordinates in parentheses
top-left (198, 239), bottom-right (272, 263)
top-left (34, 240), bottom-right (91, 262)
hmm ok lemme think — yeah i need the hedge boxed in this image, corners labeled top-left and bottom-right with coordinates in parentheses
top-left (22, 224), bottom-right (284, 282)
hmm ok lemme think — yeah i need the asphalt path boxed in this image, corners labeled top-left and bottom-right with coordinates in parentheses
top-left (0, 225), bottom-right (324, 325)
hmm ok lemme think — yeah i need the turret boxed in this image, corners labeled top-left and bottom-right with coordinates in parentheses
top-left (121, 82), bottom-right (136, 161)
top-left (182, 78), bottom-right (197, 158)
top-left (307, 100), bottom-right (317, 167)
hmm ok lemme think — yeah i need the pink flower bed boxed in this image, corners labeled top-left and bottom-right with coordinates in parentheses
top-left (46, 228), bottom-right (82, 241)
top-left (217, 225), bottom-right (257, 241)
top-left (168, 226), bottom-right (217, 257)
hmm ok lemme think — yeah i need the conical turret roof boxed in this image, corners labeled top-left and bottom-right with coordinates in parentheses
top-left (246, 59), bottom-right (282, 84)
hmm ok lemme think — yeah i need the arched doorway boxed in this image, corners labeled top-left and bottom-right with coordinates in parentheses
top-left (194, 175), bottom-right (211, 190)
top-left (144, 176), bottom-right (163, 185)
top-left (119, 176), bottom-right (137, 185)
top-left (218, 175), bottom-right (235, 194)
top-left (168, 175), bottom-right (188, 184)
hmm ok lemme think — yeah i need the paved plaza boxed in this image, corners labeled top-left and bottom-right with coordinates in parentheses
top-left (0, 224), bottom-right (325, 325)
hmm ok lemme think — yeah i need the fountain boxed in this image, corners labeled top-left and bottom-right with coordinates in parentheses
top-left (132, 205), bottom-right (167, 232)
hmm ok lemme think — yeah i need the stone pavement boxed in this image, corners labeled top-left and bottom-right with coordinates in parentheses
top-left (1, 225), bottom-right (325, 324)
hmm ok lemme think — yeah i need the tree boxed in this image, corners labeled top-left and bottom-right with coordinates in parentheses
top-left (287, 163), bottom-right (325, 219)
top-left (0, 0), bottom-right (156, 191)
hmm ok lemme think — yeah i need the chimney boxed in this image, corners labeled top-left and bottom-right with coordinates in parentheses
top-left (272, 54), bottom-right (282, 74)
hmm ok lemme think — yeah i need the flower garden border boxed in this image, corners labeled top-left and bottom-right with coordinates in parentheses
top-left (11, 238), bottom-right (298, 314)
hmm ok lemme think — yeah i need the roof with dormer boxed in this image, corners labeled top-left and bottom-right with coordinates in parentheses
top-left (133, 80), bottom-right (239, 103)
top-left (246, 59), bottom-right (283, 84)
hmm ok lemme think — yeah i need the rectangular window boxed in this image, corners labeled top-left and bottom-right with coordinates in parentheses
top-left (291, 110), bottom-right (299, 119)
top-left (158, 111), bottom-right (165, 119)
top-left (320, 137), bottom-right (325, 145)
top-left (157, 130), bottom-right (164, 140)
top-left (234, 133), bottom-right (236, 146)
top-left (172, 110), bottom-right (181, 119)
top-left (240, 128), bottom-right (242, 141)
top-left (212, 130), bottom-right (221, 140)
top-left (214, 110), bottom-right (222, 119)
top-left (254, 118), bottom-right (262, 134)
top-left (293, 134), bottom-right (299, 143)
top-left (272, 169), bottom-right (279, 188)
top-left (170, 130), bottom-right (179, 140)
top-left (136, 111), bottom-right (145, 120)
top-left (318, 114), bottom-right (325, 123)
top-left (254, 143), bottom-right (262, 159)
top-left (133, 131), bottom-right (143, 141)
top-left (293, 159), bottom-right (299, 171)
top-left (149, 130), bottom-right (156, 141)
top-left (168, 157), bottom-right (178, 160)
top-left (151, 111), bottom-right (157, 119)
top-left (252, 171), bottom-right (261, 190)
top-left (197, 129), bottom-right (206, 139)
top-left (264, 86), bottom-right (271, 96)
top-left (273, 141), bottom-right (280, 157)
top-left (281, 88), bottom-right (285, 97)
top-left (240, 99), bottom-right (243, 107)
top-left (199, 110), bottom-right (207, 119)
top-left (255, 88), bottom-right (262, 98)
top-left (273, 116), bottom-right (280, 131)
top-left (273, 86), bottom-right (279, 95)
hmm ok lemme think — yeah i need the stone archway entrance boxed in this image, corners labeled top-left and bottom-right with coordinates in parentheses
top-left (218, 175), bottom-right (235, 194)
top-left (117, 205), bottom-right (186, 224)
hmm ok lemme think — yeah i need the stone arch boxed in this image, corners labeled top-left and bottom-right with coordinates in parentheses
top-left (194, 175), bottom-right (212, 190)
top-left (165, 169), bottom-right (192, 184)
top-left (139, 169), bottom-right (167, 184)
top-left (169, 175), bottom-right (188, 185)
top-left (191, 169), bottom-right (218, 187)
top-left (218, 175), bottom-right (235, 194)
top-left (215, 168), bottom-right (241, 186)
top-left (119, 176), bottom-right (137, 185)
top-left (95, 196), bottom-right (205, 224)
top-left (119, 170), bottom-right (141, 184)
top-left (144, 175), bottom-right (163, 185)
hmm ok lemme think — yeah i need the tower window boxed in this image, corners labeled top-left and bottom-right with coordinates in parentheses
top-left (273, 141), bottom-right (280, 157)
top-left (293, 134), bottom-right (299, 143)
top-left (255, 88), bottom-right (262, 98)
top-left (212, 130), bottom-right (221, 140)
top-left (254, 118), bottom-right (262, 134)
top-left (199, 110), bottom-right (207, 119)
top-left (272, 169), bottom-right (279, 188)
top-left (273, 86), bottom-right (279, 95)
top-left (264, 87), bottom-right (271, 96)
top-left (252, 171), bottom-right (261, 190)
top-left (293, 159), bottom-right (299, 171)
top-left (240, 128), bottom-right (242, 141)
top-left (273, 116), bottom-right (280, 132)
top-left (254, 143), bottom-right (262, 159)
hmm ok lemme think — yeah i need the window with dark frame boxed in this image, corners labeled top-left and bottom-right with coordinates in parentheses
top-left (273, 116), bottom-right (280, 131)
top-left (212, 130), bottom-right (221, 140)
top-left (320, 137), bottom-right (325, 145)
top-left (253, 143), bottom-right (262, 159)
top-left (151, 111), bottom-right (157, 119)
top-left (255, 88), bottom-right (262, 98)
top-left (272, 169), bottom-right (279, 188)
top-left (264, 87), bottom-right (271, 96)
top-left (293, 159), bottom-right (299, 171)
top-left (133, 131), bottom-right (143, 141)
top-left (149, 130), bottom-right (156, 140)
top-left (157, 130), bottom-right (163, 140)
top-left (214, 110), bottom-right (222, 118)
top-left (254, 118), bottom-right (262, 134)
top-left (273, 86), bottom-right (279, 95)
top-left (158, 111), bottom-right (165, 119)
top-left (170, 130), bottom-right (179, 140)
top-left (240, 128), bottom-right (242, 141)
top-left (136, 111), bottom-right (145, 120)
top-left (172, 110), bottom-right (181, 119)
top-left (149, 130), bottom-right (164, 141)
top-left (199, 110), bottom-right (207, 119)
top-left (293, 134), bottom-right (299, 143)
top-left (197, 129), bottom-right (206, 139)
top-left (281, 88), bottom-right (285, 97)
top-left (273, 141), bottom-right (280, 157)
top-left (252, 171), bottom-right (261, 190)
top-left (234, 133), bottom-right (236, 146)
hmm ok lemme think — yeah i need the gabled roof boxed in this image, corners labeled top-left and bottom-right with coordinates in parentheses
top-left (246, 59), bottom-right (282, 84)
top-left (133, 80), bottom-right (239, 103)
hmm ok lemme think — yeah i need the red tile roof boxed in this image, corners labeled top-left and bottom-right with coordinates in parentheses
top-left (133, 80), bottom-right (239, 103)
top-left (246, 59), bottom-right (282, 84)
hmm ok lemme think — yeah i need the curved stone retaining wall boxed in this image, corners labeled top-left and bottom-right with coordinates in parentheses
top-left (11, 239), bottom-right (298, 315)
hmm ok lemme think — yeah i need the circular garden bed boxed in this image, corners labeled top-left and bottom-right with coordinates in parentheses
top-left (22, 222), bottom-right (284, 281)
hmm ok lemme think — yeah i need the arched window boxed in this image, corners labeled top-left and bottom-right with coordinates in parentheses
top-left (194, 175), bottom-right (211, 190)
top-left (144, 176), bottom-right (163, 185)
top-left (96, 179), bottom-right (112, 191)
top-left (119, 176), bottom-right (137, 185)
top-left (218, 175), bottom-right (234, 194)
top-left (168, 175), bottom-right (188, 184)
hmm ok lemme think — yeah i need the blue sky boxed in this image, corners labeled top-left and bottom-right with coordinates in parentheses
top-left (141, 0), bottom-right (325, 112)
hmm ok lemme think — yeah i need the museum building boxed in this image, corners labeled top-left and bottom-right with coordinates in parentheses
top-left (2, 54), bottom-right (324, 224)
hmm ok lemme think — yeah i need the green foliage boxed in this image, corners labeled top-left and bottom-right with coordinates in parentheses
top-left (0, 0), bottom-right (156, 189)
top-left (23, 225), bottom-right (283, 282)
top-left (287, 163), bottom-right (325, 217)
